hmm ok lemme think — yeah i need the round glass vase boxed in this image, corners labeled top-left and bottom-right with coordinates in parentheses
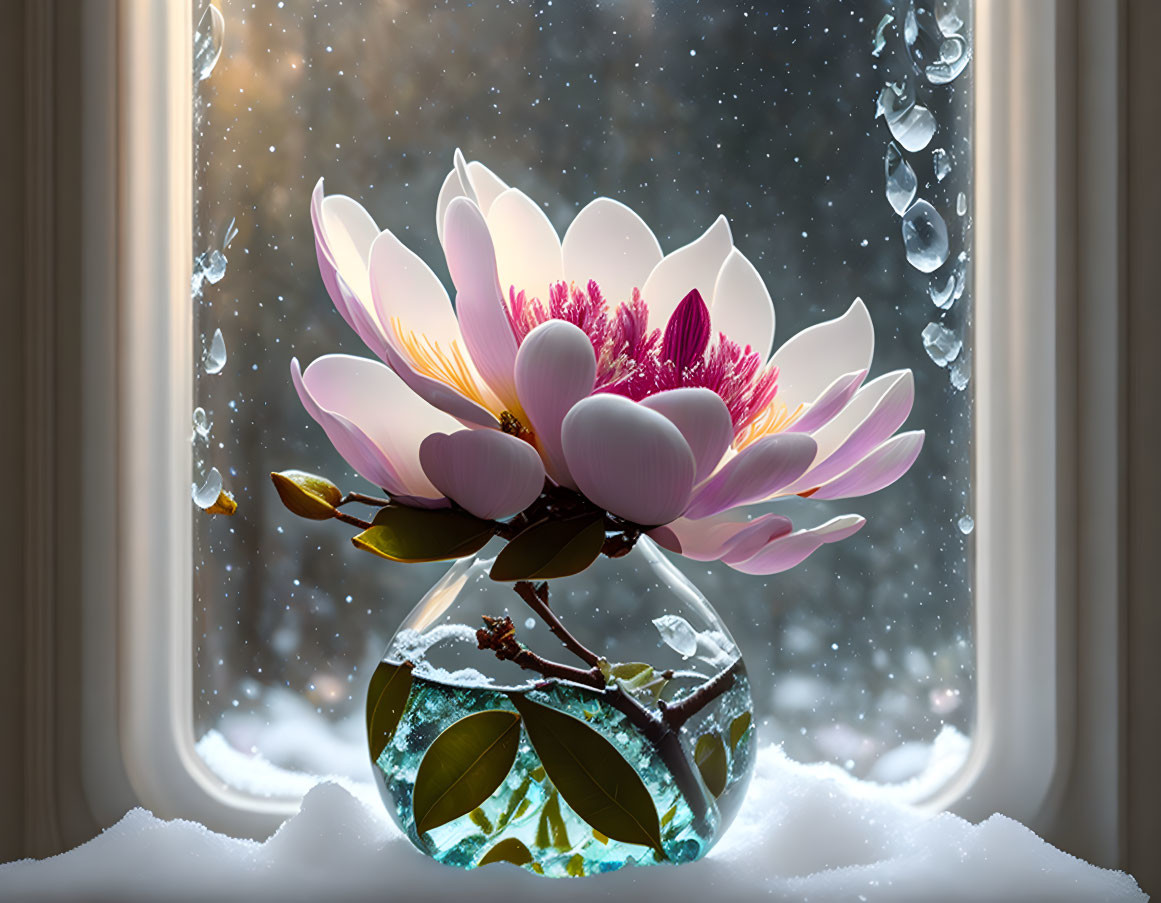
top-left (365, 537), bottom-right (755, 878)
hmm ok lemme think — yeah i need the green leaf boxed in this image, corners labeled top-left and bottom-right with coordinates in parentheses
top-left (601, 661), bottom-right (668, 704)
top-left (353, 504), bottom-right (496, 563)
top-left (566, 853), bottom-right (586, 877)
top-left (495, 775), bottom-right (533, 832)
top-left (729, 711), bottom-right (753, 750)
top-left (469, 807), bottom-right (493, 834)
top-left (478, 837), bottom-right (534, 868)
top-left (412, 710), bottom-right (522, 834)
top-left (366, 661), bottom-right (413, 763)
top-left (694, 732), bottom-right (728, 798)
top-left (534, 790), bottom-right (571, 851)
top-left (489, 513), bottom-right (605, 581)
top-left (510, 694), bottom-right (664, 856)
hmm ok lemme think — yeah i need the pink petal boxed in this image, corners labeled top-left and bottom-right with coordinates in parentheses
top-left (293, 355), bottom-right (461, 501)
top-left (683, 433), bottom-right (817, 519)
top-left (419, 430), bottom-right (545, 520)
top-left (443, 197), bottom-right (520, 409)
top-left (487, 187), bottom-right (564, 299)
top-left (809, 431), bottom-right (925, 500)
top-left (368, 230), bottom-right (499, 428)
top-left (784, 369), bottom-right (867, 435)
top-left (770, 298), bottom-right (874, 410)
top-left (709, 247), bottom-right (776, 360)
top-left (789, 370), bottom-right (914, 492)
top-left (646, 525), bottom-right (682, 553)
top-left (642, 215), bottom-right (733, 329)
top-left (661, 512), bottom-right (792, 562)
top-left (661, 289), bottom-right (713, 370)
top-left (728, 515), bottom-right (867, 575)
top-left (292, 357), bottom-right (403, 494)
top-left (436, 151), bottom-right (510, 246)
top-left (561, 198), bottom-right (663, 305)
top-left (561, 394), bottom-right (695, 526)
top-left (514, 320), bottom-right (596, 488)
top-left (640, 387), bottom-right (733, 484)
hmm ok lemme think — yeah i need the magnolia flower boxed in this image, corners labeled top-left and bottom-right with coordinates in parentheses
top-left (294, 150), bottom-right (923, 575)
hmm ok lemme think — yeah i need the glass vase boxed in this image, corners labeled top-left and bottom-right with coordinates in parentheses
top-left (365, 537), bottom-right (755, 878)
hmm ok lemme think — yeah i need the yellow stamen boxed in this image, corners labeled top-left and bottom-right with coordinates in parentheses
top-left (391, 318), bottom-right (495, 412)
top-left (734, 397), bottom-right (806, 450)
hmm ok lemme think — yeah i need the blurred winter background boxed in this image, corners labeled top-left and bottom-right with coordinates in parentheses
top-left (191, 0), bottom-right (973, 795)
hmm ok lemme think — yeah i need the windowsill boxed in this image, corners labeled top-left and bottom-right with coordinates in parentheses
top-left (0, 745), bottom-right (1143, 902)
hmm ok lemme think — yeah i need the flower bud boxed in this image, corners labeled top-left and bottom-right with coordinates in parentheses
top-left (205, 491), bottom-right (237, 516)
top-left (271, 470), bottom-right (342, 520)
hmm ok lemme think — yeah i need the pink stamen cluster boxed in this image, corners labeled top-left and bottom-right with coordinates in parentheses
top-left (505, 281), bottom-right (779, 431)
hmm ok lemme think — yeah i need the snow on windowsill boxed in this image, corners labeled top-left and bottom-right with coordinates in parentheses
top-left (0, 742), bottom-right (1144, 902)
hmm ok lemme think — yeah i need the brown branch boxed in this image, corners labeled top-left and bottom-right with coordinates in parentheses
top-left (658, 659), bottom-right (743, 732)
top-left (334, 510), bottom-right (372, 530)
top-left (476, 616), bottom-right (605, 689)
top-left (338, 491), bottom-right (391, 508)
top-left (512, 581), bottom-right (601, 668)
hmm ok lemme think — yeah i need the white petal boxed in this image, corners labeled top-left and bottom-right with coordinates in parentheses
top-left (514, 320), bottom-right (596, 488)
top-left (369, 230), bottom-right (460, 346)
top-left (770, 298), bottom-right (875, 411)
top-left (487, 188), bottom-right (564, 299)
top-left (641, 215), bottom-right (733, 329)
top-left (640, 388), bottom-right (733, 484)
top-left (465, 160), bottom-right (509, 216)
top-left (561, 394), bottom-right (695, 526)
top-left (443, 197), bottom-right (520, 408)
top-left (561, 198), bottom-right (663, 304)
top-left (710, 247), bottom-right (775, 359)
top-left (320, 194), bottom-right (379, 309)
top-left (419, 429), bottom-right (545, 520)
top-left (436, 167), bottom-right (468, 246)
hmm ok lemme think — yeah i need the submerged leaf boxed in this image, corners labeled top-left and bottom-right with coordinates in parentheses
top-left (534, 790), bottom-right (572, 851)
top-left (510, 695), bottom-right (663, 856)
top-left (413, 710), bottom-right (522, 834)
top-left (566, 853), bottom-right (586, 877)
top-left (694, 732), bottom-right (728, 798)
top-left (353, 503), bottom-right (496, 563)
top-left (367, 661), bottom-right (413, 763)
top-left (729, 711), bottom-right (753, 750)
top-left (478, 837), bottom-right (534, 868)
top-left (489, 513), bottom-right (605, 581)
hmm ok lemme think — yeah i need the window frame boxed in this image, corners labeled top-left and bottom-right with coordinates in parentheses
top-left (70, 0), bottom-right (1122, 847)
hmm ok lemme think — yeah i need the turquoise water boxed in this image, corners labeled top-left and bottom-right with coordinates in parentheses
top-left (371, 668), bottom-right (755, 878)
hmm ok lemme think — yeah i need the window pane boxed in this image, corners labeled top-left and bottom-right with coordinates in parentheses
top-left (192, 0), bottom-right (973, 794)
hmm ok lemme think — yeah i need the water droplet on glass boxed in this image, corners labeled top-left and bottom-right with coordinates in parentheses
top-left (524, 617), bottom-right (536, 630)
top-left (933, 148), bottom-right (952, 181)
top-left (885, 142), bottom-right (917, 215)
top-left (194, 5), bottom-right (225, 82)
top-left (922, 322), bottom-right (963, 367)
top-left (903, 2), bottom-right (919, 46)
top-left (204, 328), bottom-right (227, 374)
top-left (877, 82), bottom-right (936, 152)
top-left (929, 273), bottom-right (956, 309)
top-left (902, 200), bottom-right (950, 272)
top-left (652, 614), bottom-right (698, 659)
top-left (222, 216), bottom-right (239, 250)
top-left (192, 407), bottom-right (212, 442)
top-left (957, 514), bottom-right (975, 535)
top-left (192, 466), bottom-right (224, 509)
top-left (871, 13), bottom-right (894, 57)
top-left (950, 350), bottom-right (971, 390)
top-left (956, 191), bottom-right (967, 216)
top-left (926, 35), bottom-right (971, 85)
top-left (205, 250), bottom-right (227, 284)
top-left (935, 0), bottom-right (966, 36)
